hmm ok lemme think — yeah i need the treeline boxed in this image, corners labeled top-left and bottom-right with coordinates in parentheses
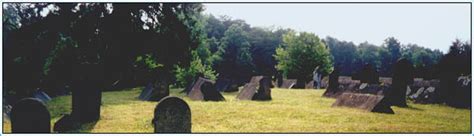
top-left (325, 37), bottom-right (444, 78)
top-left (2, 3), bottom-right (471, 100)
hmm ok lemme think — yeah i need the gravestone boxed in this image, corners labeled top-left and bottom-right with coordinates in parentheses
top-left (280, 79), bottom-right (297, 89)
top-left (388, 58), bottom-right (414, 107)
top-left (320, 76), bottom-right (329, 89)
top-left (237, 76), bottom-right (272, 101)
top-left (332, 92), bottom-right (394, 114)
top-left (152, 96), bottom-right (191, 133)
top-left (200, 81), bottom-right (225, 101)
top-left (33, 89), bottom-right (52, 102)
top-left (70, 63), bottom-right (103, 123)
top-left (188, 77), bottom-right (224, 101)
top-left (379, 77), bottom-right (392, 85)
top-left (139, 83), bottom-right (154, 100)
top-left (10, 98), bottom-right (51, 133)
top-left (138, 81), bottom-right (169, 101)
top-left (253, 76), bottom-right (272, 100)
top-left (53, 114), bottom-right (78, 133)
top-left (323, 69), bottom-right (340, 98)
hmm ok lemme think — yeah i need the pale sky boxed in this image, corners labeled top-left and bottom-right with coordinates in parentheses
top-left (203, 3), bottom-right (471, 53)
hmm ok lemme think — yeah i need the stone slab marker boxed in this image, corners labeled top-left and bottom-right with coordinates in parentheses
top-left (10, 98), bottom-right (51, 133)
top-left (237, 76), bottom-right (263, 100)
top-left (187, 77), bottom-right (224, 101)
top-left (139, 83), bottom-right (153, 100)
top-left (332, 92), bottom-right (394, 114)
top-left (280, 79), bottom-right (297, 89)
top-left (152, 96), bottom-right (191, 133)
top-left (237, 76), bottom-right (272, 100)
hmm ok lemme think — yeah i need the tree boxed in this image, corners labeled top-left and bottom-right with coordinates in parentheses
top-left (274, 31), bottom-right (333, 88)
top-left (215, 24), bottom-right (255, 84)
top-left (324, 36), bottom-right (358, 76)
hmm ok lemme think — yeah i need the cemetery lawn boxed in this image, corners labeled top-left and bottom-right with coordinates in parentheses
top-left (3, 88), bottom-right (471, 133)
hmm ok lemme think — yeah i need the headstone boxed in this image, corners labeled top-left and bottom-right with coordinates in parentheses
top-left (53, 114), bottom-right (78, 133)
top-left (280, 79), bottom-right (297, 89)
top-left (33, 89), bottom-right (52, 102)
top-left (138, 81), bottom-right (169, 101)
top-left (188, 77), bottom-right (224, 101)
top-left (70, 63), bottom-right (103, 123)
top-left (139, 83), bottom-right (154, 100)
top-left (379, 77), bottom-right (392, 85)
top-left (320, 76), bottom-right (329, 89)
top-left (200, 81), bottom-right (225, 101)
top-left (332, 93), bottom-right (394, 114)
top-left (10, 98), bottom-right (51, 133)
top-left (152, 96), bottom-right (191, 133)
top-left (253, 76), bottom-right (272, 100)
top-left (388, 58), bottom-right (415, 107)
top-left (323, 69), bottom-right (340, 98)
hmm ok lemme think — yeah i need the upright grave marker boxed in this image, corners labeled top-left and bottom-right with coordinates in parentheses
top-left (10, 98), bottom-right (51, 133)
top-left (237, 76), bottom-right (272, 100)
top-left (388, 58), bottom-right (414, 107)
top-left (188, 77), bottom-right (225, 101)
top-left (152, 97), bottom-right (191, 133)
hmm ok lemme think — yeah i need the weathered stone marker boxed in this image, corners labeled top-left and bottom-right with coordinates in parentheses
top-left (139, 83), bottom-right (154, 100)
top-left (152, 96), bottom-right (191, 133)
top-left (332, 93), bottom-right (394, 114)
top-left (388, 58), bottom-right (414, 107)
top-left (11, 98), bottom-right (51, 133)
top-left (280, 79), bottom-right (297, 89)
top-left (200, 81), bottom-right (225, 101)
top-left (188, 77), bottom-right (224, 101)
top-left (236, 76), bottom-right (272, 100)
top-left (323, 69), bottom-right (340, 98)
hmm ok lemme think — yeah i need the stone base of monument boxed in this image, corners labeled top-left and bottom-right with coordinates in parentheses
top-left (237, 76), bottom-right (272, 101)
top-left (332, 92), bottom-right (394, 114)
top-left (188, 77), bottom-right (225, 101)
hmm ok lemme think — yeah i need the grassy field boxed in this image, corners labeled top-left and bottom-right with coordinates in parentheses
top-left (3, 87), bottom-right (471, 133)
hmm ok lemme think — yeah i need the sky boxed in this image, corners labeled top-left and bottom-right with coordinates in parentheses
top-left (203, 3), bottom-right (471, 53)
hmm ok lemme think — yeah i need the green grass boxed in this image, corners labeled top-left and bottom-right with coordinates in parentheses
top-left (3, 88), bottom-right (471, 133)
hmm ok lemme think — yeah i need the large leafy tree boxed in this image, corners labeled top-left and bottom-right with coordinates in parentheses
top-left (274, 31), bottom-right (333, 88)
top-left (214, 24), bottom-right (255, 83)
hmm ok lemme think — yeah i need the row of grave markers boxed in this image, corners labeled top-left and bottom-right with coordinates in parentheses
top-left (9, 96), bottom-right (192, 133)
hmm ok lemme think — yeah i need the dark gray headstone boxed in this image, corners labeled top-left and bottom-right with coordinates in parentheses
top-left (188, 77), bottom-right (224, 101)
top-left (237, 76), bottom-right (272, 101)
top-left (332, 93), bottom-right (394, 114)
top-left (139, 83), bottom-right (154, 100)
top-left (237, 76), bottom-right (263, 99)
top-left (252, 76), bottom-right (272, 100)
top-left (388, 58), bottom-right (414, 107)
top-left (201, 81), bottom-right (225, 101)
top-left (323, 69), bottom-right (340, 98)
top-left (152, 97), bottom-right (191, 133)
top-left (10, 98), bottom-right (51, 133)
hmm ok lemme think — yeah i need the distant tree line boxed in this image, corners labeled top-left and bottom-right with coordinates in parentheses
top-left (2, 3), bottom-right (471, 101)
